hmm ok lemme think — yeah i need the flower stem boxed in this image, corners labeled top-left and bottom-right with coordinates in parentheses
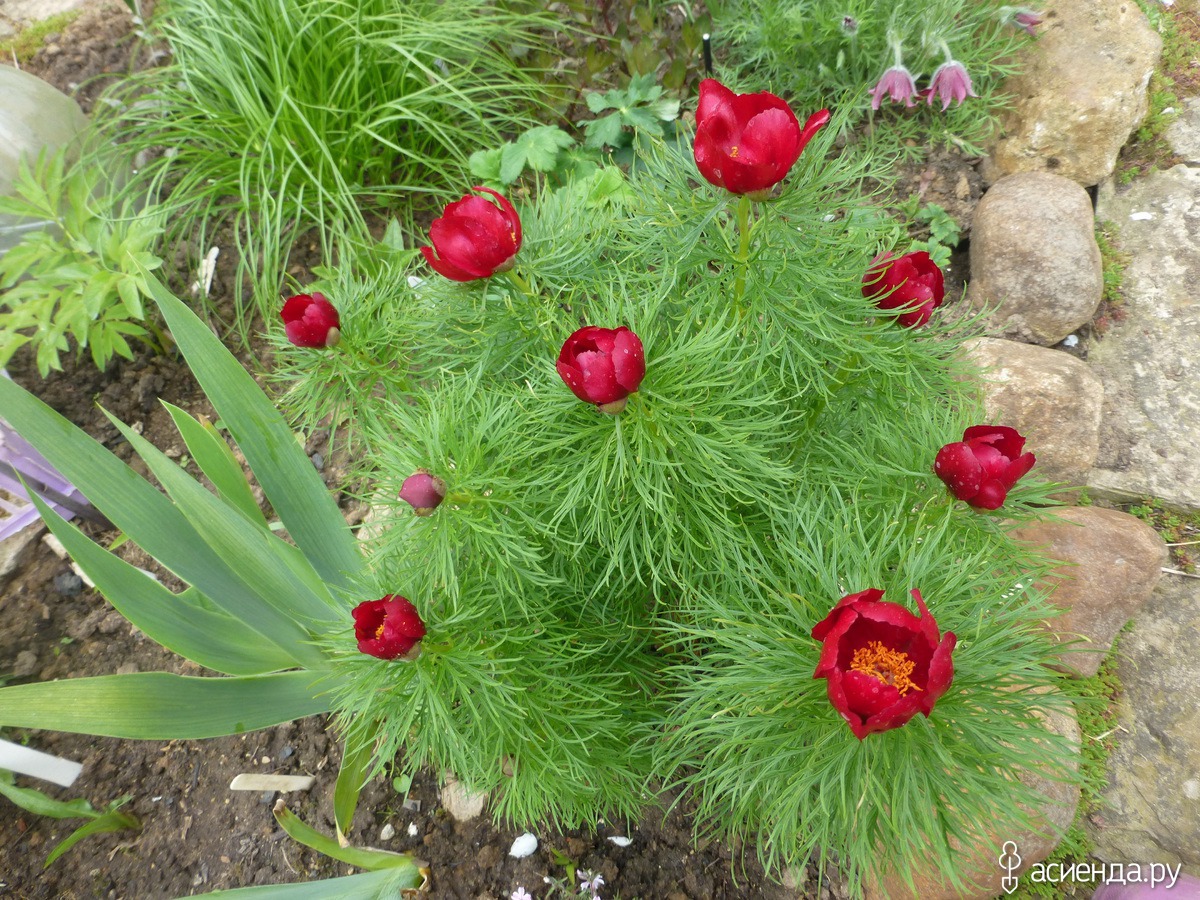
top-left (732, 194), bottom-right (754, 306)
top-left (503, 267), bottom-right (535, 299)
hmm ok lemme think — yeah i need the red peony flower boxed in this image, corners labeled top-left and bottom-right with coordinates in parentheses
top-left (399, 471), bottom-right (446, 516)
top-left (812, 589), bottom-right (956, 740)
top-left (862, 250), bottom-right (946, 328)
top-left (934, 425), bottom-right (1036, 510)
top-left (556, 326), bottom-right (646, 414)
top-left (281, 292), bottom-right (341, 348)
top-left (420, 187), bottom-right (522, 282)
top-left (693, 78), bottom-right (831, 196)
top-left (352, 596), bottom-right (426, 660)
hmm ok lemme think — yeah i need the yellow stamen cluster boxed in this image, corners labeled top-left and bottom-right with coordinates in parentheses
top-left (849, 641), bottom-right (922, 695)
top-left (730, 145), bottom-right (740, 158)
top-left (374, 622), bottom-right (386, 640)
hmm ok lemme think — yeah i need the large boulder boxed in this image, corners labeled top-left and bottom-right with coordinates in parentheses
top-left (969, 172), bottom-right (1102, 345)
top-left (1010, 506), bottom-right (1167, 676)
top-left (1090, 166), bottom-right (1200, 512)
top-left (982, 0), bottom-right (1161, 187)
top-left (960, 338), bottom-right (1103, 487)
top-left (1087, 576), bottom-right (1200, 868)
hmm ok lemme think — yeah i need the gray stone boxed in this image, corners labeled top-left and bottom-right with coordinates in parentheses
top-left (867, 705), bottom-right (1080, 899)
top-left (961, 338), bottom-right (1104, 487)
top-left (0, 66), bottom-right (88, 254)
top-left (1010, 506), bottom-right (1167, 676)
top-left (983, 0), bottom-right (1161, 187)
top-left (968, 172), bottom-right (1103, 345)
top-left (1090, 166), bottom-right (1200, 512)
top-left (1165, 96), bottom-right (1200, 161)
top-left (0, 526), bottom-right (40, 592)
top-left (1087, 575), bottom-right (1200, 868)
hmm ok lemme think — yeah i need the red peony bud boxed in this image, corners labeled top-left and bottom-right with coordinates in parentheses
top-left (812, 588), bottom-right (956, 740)
top-left (862, 251), bottom-right (946, 328)
top-left (352, 595), bottom-right (426, 660)
top-left (693, 78), bottom-right (830, 196)
top-left (399, 471), bottom-right (447, 516)
top-left (934, 425), bottom-right (1036, 510)
top-left (556, 326), bottom-right (646, 414)
top-left (419, 186), bottom-right (522, 282)
top-left (281, 292), bottom-right (341, 348)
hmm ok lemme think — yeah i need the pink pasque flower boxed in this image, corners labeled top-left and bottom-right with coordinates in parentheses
top-left (1013, 10), bottom-right (1043, 37)
top-left (926, 60), bottom-right (977, 111)
top-left (870, 65), bottom-right (918, 110)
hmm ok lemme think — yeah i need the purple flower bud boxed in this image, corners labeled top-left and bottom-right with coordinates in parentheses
top-left (841, 15), bottom-right (858, 35)
top-left (926, 60), bottom-right (977, 111)
top-left (1014, 10), bottom-right (1043, 36)
top-left (869, 65), bottom-right (918, 111)
top-left (399, 471), bottom-right (447, 516)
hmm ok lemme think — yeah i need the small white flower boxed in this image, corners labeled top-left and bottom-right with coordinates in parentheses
top-left (511, 888), bottom-right (533, 900)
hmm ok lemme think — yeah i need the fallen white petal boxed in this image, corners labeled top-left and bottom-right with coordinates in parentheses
top-left (607, 836), bottom-right (633, 847)
top-left (509, 832), bottom-right (538, 858)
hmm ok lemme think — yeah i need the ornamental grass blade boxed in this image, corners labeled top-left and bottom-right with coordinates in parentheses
top-left (334, 718), bottom-right (379, 846)
top-left (0, 672), bottom-right (334, 739)
top-left (272, 800), bottom-right (424, 874)
top-left (0, 376), bottom-right (323, 670)
top-left (140, 270), bottom-right (363, 591)
top-left (189, 868), bottom-right (423, 898)
top-left (162, 402), bottom-right (267, 527)
top-left (103, 412), bottom-right (339, 630)
top-left (27, 491), bottom-right (297, 676)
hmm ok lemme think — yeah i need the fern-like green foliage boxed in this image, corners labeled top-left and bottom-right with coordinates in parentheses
top-left (274, 122), bottom-right (1077, 894)
top-left (0, 150), bottom-right (162, 375)
top-left (711, 0), bottom-right (1033, 159)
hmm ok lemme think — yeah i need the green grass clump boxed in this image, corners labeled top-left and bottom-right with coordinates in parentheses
top-left (90, 0), bottom-right (558, 329)
top-left (0, 10), bottom-right (82, 64)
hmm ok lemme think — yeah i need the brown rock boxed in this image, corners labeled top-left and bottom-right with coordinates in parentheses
top-left (960, 338), bottom-right (1103, 487)
top-left (1011, 506), bottom-right (1166, 675)
top-left (983, 0), bottom-right (1161, 186)
top-left (968, 173), bottom-right (1102, 346)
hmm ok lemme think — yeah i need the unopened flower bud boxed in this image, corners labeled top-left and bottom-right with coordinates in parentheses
top-left (399, 471), bottom-right (447, 516)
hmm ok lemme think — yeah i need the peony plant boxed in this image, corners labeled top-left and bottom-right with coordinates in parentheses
top-left (3, 77), bottom-right (1076, 897)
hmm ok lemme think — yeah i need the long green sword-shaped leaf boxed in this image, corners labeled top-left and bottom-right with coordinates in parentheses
top-left (192, 868), bottom-right (422, 899)
top-left (0, 377), bottom-right (323, 669)
top-left (334, 717), bottom-right (378, 845)
top-left (28, 492), bottom-right (297, 676)
top-left (0, 672), bottom-right (334, 739)
top-left (273, 801), bottom-right (424, 873)
top-left (162, 401), bottom-right (267, 527)
top-left (105, 413), bottom-right (339, 629)
top-left (142, 270), bottom-right (364, 591)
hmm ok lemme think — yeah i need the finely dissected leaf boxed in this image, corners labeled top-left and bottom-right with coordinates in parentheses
top-left (0, 378), bottom-right (321, 669)
top-left (192, 868), bottom-right (422, 898)
top-left (43, 802), bottom-right (140, 868)
top-left (0, 672), bottom-right (335, 739)
top-left (142, 271), bottom-right (364, 592)
top-left (272, 802), bottom-right (422, 873)
top-left (27, 492), bottom-right (296, 676)
top-left (163, 402), bottom-right (268, 527)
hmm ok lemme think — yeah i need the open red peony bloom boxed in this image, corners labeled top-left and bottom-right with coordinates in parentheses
top-left (693, 78), bottom-right (831, 196)
top-left (281, 292), bottom-right (341, 348)
top-left (556, 326), bottom-right (645, 414)
top-left (420, 187), bottom-right (522, 282)
top-left (399, 471), bottom-right (446, 516)
top-left (812, 589), bottom-right (956, 740)
top-left (862, 251), bottom-right (945, 328)
top-left (934, 425), bottom-right (1036, 510)
top-left (352, 596), bottom-right (426, 660)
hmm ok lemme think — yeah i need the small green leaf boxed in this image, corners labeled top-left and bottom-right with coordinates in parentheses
top-left (515, 126), bottom-right (575, 173)
top-left (583, 114), bottom-right (625, 150)
top-left (0, 771), bottom-right (98, 820)
top-left (44, 802), bottom-right (140, 868)
top-left (468, 147), bottom-right (504, 183)
top-left (498, 142), bottom-right (527, 185)
top-left (273, 802), bottom-right (422, 873)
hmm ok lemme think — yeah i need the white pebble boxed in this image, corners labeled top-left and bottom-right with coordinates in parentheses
top-left (1129, 211), bottom-right (1154, 221)
top-left (380, 823), bottom-right (395, 841)
top-left (1062, 334), bottom-right (1079, 348)
top-left (407, 822), bottom-right (419, 837)
top-left (509, 832), bottom-right (538, 858)
top-left (607, 836), bottom-right (633, 847)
